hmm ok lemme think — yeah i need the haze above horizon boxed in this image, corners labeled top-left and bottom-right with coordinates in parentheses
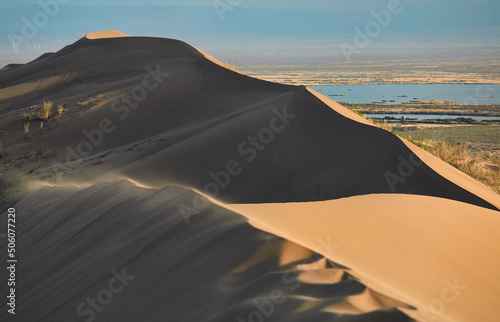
top-left (0, 0), bottom-right (499, 67)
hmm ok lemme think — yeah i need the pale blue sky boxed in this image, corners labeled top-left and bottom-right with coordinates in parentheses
top-left (0, 0), bottom-right (499, 66)
top-left (0, 0), bottom-right (494, 10)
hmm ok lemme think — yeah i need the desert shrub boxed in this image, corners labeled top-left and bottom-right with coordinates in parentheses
top-left (377, 122), bottom-right (392, 132)
top-left (38, 100), bottom-right (53, 121)
top-left (24, 122), bottom-right (30, 134)
top-left (223, 62), bottom-right (240, 73)
top-left (405, 137), bottom-right (429, 150)
top-left (371, 119), bottom-right (392, 132)
top-left (57, 104), bottom-right (64, 116)
top-left (353, 110), bottom-right (365, 117)
top-left (412, 139), bottom-right (500, 194)
top-left (433, 140), bottom-right (499, 193)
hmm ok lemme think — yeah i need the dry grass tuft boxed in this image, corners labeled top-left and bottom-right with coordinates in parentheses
top-left (38, 100), bottom-right (53, 121)
top-left (374, 121), bottom-right (393, 132)
top-left (412, 139), bottom-right (500, 194)
top-left (223, 62), bottom-right (240, 73)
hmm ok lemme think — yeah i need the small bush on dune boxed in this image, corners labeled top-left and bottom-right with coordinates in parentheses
top-left (413, 139), bottom-right (500, 194)
top-left (353, 110), bottom-right (365, 117)
top-left (223, 62), bottom-right (240, 73)
top-left (373, 120), bottom-right (392, 132)
top-left (38, 100), bottom-right (53, 121)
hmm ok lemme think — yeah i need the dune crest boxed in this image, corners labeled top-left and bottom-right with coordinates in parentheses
top-left (307, 87), bottom-right (500, 210)
top-left (1, 33), bottom-right (500, 322)
top-left (220, 194), bottom-right (500, 322)
top-left (84, 30), bottom-right (129, 39)
top-left (307, 87), bottom-right (374, 126)
top-left (2, 181), bottom-right (410, 321)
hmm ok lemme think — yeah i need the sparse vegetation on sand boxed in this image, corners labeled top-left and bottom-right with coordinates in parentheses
top-left (393, 125), bottom-right (500, 152)
top-left (343, 102), bottom-right (500, 117)
top-left (38, 100), bottom-right (53, 121)
top-left (223, 62), bottom-right (240, 73)
top-left (24, 122), bottom-right (30, 135)
top-left (370, 120), bottom-right (500, 193)
top-left (405, 138), bottom-right (500, 194)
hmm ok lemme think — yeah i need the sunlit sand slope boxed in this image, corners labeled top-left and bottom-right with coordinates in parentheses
top-left (223, 194), bottom-right (500, 322)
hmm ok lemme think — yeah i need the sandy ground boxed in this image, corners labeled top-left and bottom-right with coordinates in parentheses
top-left (0, 181), bottom-right (411, 322)
top-left (221, 194), bottom-right (500, 322)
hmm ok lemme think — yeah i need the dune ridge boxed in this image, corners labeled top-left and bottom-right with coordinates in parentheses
top-left (85, 30), bottom-right (129, 39)
top-left (1, 32), bottom-right (500, 322)
top-left (1, 34), bottom-right (496, 210)
top-left (0, 180), bottom-right (411, 321)
top-left (307, 87), bottom-right (500, 210)
top-left (217, 194), bottom-right (500, 322)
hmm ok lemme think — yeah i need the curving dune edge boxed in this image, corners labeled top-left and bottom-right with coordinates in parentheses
top-left (1, 31), bottom-right (500, 322)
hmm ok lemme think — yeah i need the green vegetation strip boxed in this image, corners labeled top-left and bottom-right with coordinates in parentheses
top-left (343, 102), bottom-right (500, 116)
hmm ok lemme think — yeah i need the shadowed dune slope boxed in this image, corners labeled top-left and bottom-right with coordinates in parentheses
top-left (0, 181), bottom-right (411, 322)
top-left (0, 35), bottom-right (498, 210)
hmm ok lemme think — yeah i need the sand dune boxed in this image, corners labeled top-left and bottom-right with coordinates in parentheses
top-left (307, 87), bottom-right (500, 210)
top-left (1, 32), bottom-right (499, 321)
top-left (219, 194), bottom-right (500, 322)
top-left (0, 181), bottom-right (410, 321)
top-left (85, 30), bottom-right (129, 39)
top-left (1, 34), bottom-right (497, 209)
